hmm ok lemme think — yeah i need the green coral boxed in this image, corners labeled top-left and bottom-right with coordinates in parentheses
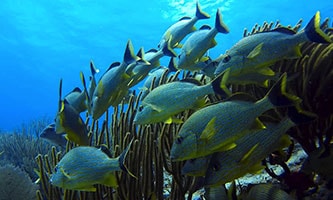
top-left (0, 164), bottom-right (38, 200)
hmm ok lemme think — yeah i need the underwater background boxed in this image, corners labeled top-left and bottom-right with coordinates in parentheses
top-left (0, 0), bottom-right (333, 200)
top-left (0, 0), bottom-right (332, 131)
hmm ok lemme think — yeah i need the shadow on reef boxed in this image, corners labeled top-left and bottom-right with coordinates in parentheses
top-left (35, 20), bottom-right (333, 200)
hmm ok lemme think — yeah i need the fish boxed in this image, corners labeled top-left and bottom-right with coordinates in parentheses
top-left (63, 87), bottom-right (87, 113)
top-left (40, 123), bottom-right (67, 147)
top-left (139, 66), bottom-right (170, 100)
top-left (55, 100), bottom-right (89, 146)
top-left (55, 79), bottom-right (89, 146)
top-left (91, 40), bottom-right (150, 120)
top-left (244, 183), bottom-right (295, 200)
top-left (133, 72), bottom-right (225, 125)
top-left (204, 107), bottom-right (316, 187)
top-left (127, 37), bottom-right (176, 88)
top-left (158, 1), bottom-right (210, 49)
top-left (214, 11), bottom-right (332, 86)
top-left (85, 60), bottom-right (99, 115)
top-left (176, 9), bottom-right (229, 71)
top-left (170, 73), bottom-right (300, 161)
top-left (204, 185), bottom-right (229, 200)
top-left (50, 140), bottom-right (135, 191)
top-left (181, 155), bottom-right (212, 177)
top-left (0, 151), bottom-right (4, 156)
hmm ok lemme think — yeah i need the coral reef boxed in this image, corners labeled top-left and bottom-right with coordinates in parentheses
top-left (0, 118), bottom-right (59, 181)
top-left (0, 164), bottom-right (38, 200)
top-left (34, 20), bottom-right (333, 200)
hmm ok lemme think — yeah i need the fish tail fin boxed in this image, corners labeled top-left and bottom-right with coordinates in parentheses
top-left (195, 1), bottom-right (210, 20)
top-left (215, 9), bottom-right (229, 34)
top-left (167, 57), bottom-right (178, 72)
top-left (211, 72), bottom-right (229, 97)
top-left (162, 35), bottom-right (177, 57)
top-left (124, 40), bottom-right (139, 64)
top-left (90, 60), bottom-right (99, 76)
top-left (304, 11), bottom-right (332, 43)
top-left (288, 106), bottom-right (317, 125)
top-left (267, 73), bottom-right (301, 107)
top-left (118, 139), bottom-right (137, 179)
top-left (80, 72), bottom-right (91, 108)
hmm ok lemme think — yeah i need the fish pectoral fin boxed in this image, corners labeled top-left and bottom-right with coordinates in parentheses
top-left (257, 67), bottom-right (275, 76)
top-left (239, 143), bottom-right (259, 164)
top-left (286, 45), bottom-right (302, 59)
top-left (96, 81), bottom-right (104, 97)
top-left (60, 167), bottom-right (71, 180)
top-left (215, 142), bottom-right (237, 152)
top-left (103, 173), bottom-right (118, 188)
top-left (200, 117), bottom-right (217, 141)
top-left (200, 56), bottom-right (210, 62)
top-left (164, 117), bottom-right (173, 124)
top-left (171, 117), bottom-right (184, 124)
top-left (193, 98), bottom-right (206, 109)
top-left (250, 118), bottom-right (266, 130)
top-left (220, 68), bottom-right (232, 96)
top-left (147, 103), bottom-right (163, 112)
top-left (247, 42), bottom-right (264, 59)
top-left (164, 117), bottom-right (183, 124)
top-left (175, 43), bottom-right (183, 48)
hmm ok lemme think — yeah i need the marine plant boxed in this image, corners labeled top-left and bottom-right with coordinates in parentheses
top-left (36, 71), bottom-right (204, 200)
top-left (0, 164), bottom-right (38, 200)
top-left (233, 19), bottom-right (333, 198)
top-left (35, 19), bottom-right (333, 200)
top-left (0, 117), bottom-right (58, 181)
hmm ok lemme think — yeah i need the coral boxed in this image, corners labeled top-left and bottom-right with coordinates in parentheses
top-left (35, 19), bottom-right (333, 200)
top-left (0, 117), bottom-right (60, 181)
top-left (0, 164), bottom-right (38, 200)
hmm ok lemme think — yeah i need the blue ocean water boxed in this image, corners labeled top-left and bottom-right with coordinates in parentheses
top-left (0, 0), bottom-right (332, 132)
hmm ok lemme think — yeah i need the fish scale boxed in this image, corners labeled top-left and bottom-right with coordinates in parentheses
top-left (204, 118), bottom-right (296, 186)
top-left (170, 73), bottom-right (298, 161)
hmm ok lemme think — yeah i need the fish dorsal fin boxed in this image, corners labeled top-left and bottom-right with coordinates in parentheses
top-left (96, 144), bottom-right (113, 158)
top-left (224, 92), bottom-right (257, 102)
top-left (90, 60), bottom-right (99, 75)
top-left (60, 167), bottom-right (71, 179)
top-left (58, 79), bottom-right (63, 112)
top-left (271, 27), bottom-right (296, 35)
top-left (71, 87), bottom-right (82, 93)
top-left (179, 78), bottom-right (202, 86)
top-left (247, 43), bottom-right (264, 59)
top-left (168, 57), bottom-right (177, 72)
top-left (146, 48), bottom-right (158, 53)
top-left (124, 40), bottom-right (137, 64)
top-left (179, 16), bottom-right (191, 21)
top-left (200, 117), bottom-right (217, 141)
top-left (240, 143), bottom-right (259, 163)
top-left (108, 62), bottom-right (121, 70)
top-left (199, 24), bottom-right (211, 30)
top-left (136, 47), bottom-right (145, 58)
top-left (59, 100), bottom-right (65, 113)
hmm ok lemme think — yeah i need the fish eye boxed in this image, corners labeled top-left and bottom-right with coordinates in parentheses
top-left (138, 105), bottom-right (143, 112)
top-left (212, 162), bottom-right (221, 171)
top-left (175, 136), bottom-right (184, 144)
top-left (223, 55), bottom-right (231, 63)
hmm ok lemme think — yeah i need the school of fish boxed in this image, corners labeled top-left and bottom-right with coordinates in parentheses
top-left (38, 1), bottom-right (333, 195)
